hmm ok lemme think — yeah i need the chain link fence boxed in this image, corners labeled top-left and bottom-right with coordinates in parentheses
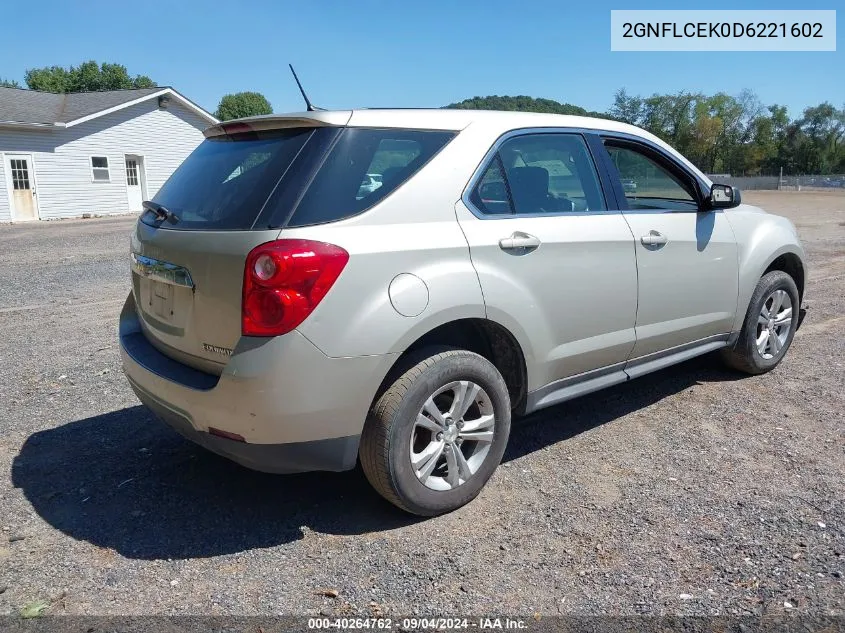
top-left (706, 174), bottom-right (845, 191)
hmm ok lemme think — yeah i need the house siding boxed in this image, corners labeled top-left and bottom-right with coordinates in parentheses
top-left (0, 155), bottom-right (8, 219)
top-left (0, 99), bottom-right (210, 221)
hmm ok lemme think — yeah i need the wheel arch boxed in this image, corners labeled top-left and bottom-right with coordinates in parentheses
top-left (373, 317), bottom-right (530, 416)
top-left (763, 251), bottom-right (805, 302)
top-left (731, 215), bottom-right (807, 334)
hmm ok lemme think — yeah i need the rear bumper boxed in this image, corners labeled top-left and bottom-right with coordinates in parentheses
top-left (119, 293), bottom-right (397, 473)
top-left (130, 381), bottom-right (360, 473)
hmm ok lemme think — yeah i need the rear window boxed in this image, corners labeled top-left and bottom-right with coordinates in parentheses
top-left (285, 128), bottom-right (455, 227)
top-left (141, 128), bottom-right (313, 230)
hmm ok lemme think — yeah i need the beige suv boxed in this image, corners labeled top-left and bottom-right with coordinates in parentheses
top-left (120, 109), bottom-right (806, 515)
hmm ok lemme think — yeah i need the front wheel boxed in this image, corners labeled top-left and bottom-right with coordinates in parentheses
top-left (721, 270), bottom-right (800, 375)
top-left (360, 348), bottom-right (511, 516)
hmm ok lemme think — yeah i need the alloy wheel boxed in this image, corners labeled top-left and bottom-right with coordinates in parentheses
top-left (756, 289), bottom-right (793, 360)
top-left (409, 380), bottom-right (496, 491)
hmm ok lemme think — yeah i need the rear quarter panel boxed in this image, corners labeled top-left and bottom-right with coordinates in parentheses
top-left (290, 220), bottom-right (486, 358)
top-left (289, 126), bottom-right (491, 358)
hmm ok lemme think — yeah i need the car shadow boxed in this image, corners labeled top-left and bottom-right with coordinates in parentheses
top-left (505, 353), bottom-right (744, 463)
top-left (696, 210), bottom-right (716, 251)
top-left (11, 354), bottom-right (743, 560)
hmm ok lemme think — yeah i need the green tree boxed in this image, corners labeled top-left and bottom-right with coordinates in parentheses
top-left (639, 92), bottom-right (700, 151)
top-left (610, 88), bottom-right (643, 125)
top-left (445, 95), bottom-right (607, 119)
top-left (215, 92), bottom-right (273, 121)
top-left (744, 105), bottom-right (790, 174)
top-left (797, 102), bottom-right (844, 173)
top-left (0, 77), bottom-right (21, 88)
top-left (24, 66), bottom-right (70, 92)
top-left (25, 61), bottom-right (156, 92)
top-left (444, 91), bottom-right (845, 176)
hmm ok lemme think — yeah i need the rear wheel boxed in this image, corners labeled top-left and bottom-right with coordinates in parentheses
top-left (360, 348), bottom-right (511, 516)
top-left (721, 270), bottom-right (800, 375)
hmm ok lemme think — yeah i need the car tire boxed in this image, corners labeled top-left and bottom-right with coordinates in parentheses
top-left (360, 347), bottom-right (511, 516)
top-left (721, 270), bottom-right (800, 375)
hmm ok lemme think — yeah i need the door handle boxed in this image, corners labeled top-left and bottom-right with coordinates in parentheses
top-left (499, 232), bottom-right (541, 252)
top-left (640, 231), bottom-right (668, 246)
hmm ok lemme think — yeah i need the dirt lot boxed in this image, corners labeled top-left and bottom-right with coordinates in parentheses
top-left (0, 191), bottom-right (842, 617)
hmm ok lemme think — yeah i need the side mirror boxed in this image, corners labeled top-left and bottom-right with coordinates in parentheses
top-left (708, 183), bottom-right (741, 209)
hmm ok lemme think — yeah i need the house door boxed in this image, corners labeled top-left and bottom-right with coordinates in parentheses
top-left (125, 156), bottom-right (145, 212)
top-left (5, 155), bottom-right (38, 221)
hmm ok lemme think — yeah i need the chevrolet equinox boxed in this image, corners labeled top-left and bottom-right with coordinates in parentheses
top-left (120, 109), bottom-right (807, 515)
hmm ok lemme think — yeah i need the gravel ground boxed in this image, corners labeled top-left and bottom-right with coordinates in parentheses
top-left (0, 192), bottom-right (843, 617)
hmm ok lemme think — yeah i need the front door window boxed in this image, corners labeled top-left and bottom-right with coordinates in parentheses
top-left (604, 144), bottom-right (697, 211)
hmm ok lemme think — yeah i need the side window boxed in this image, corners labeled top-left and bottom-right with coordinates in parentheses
top-left (469, 156), bottom-right (512, 214)
top-left (604, 143), bottom-right (697, 211)
top-left (287, 128), bottom-right (455, 227)
top-left (470, 133), bottom-right (606, 215)
top-left (91, 156), bottom-right (110, 182)
top-left (356, 139), bottom-right (421, 201)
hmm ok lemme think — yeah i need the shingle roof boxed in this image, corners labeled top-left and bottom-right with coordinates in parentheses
top-left (0, 88), bottom-right (65, 124)
top-left (0, 86), bottom-right (211, 125)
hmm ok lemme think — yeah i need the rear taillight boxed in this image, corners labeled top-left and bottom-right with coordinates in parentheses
top-left (242, 239), bottom-right (349, 337)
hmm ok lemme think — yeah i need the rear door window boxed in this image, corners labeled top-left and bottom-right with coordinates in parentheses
top-left (469, 156), bottom-right (513, 214)
top-left (142, 128), bottom-right (314, 231)
top-left (469, 133), bottom-right (606, 215)
top-left (285, 128), bottom-right (455, 227)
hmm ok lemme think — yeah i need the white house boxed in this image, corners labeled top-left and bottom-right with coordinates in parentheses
top-left (0, 86), bottom-right (218, 222)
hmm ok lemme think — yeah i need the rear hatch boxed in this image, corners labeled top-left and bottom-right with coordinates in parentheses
top-left (130, 113), bottom-right (457, 373)
top-left (130, 117), bottom-right (345, 373)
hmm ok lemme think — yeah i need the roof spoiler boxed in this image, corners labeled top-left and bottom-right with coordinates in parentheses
top-left (204, 111), bottom-right (352, 138)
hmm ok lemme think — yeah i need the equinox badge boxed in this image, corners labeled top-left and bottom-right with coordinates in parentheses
top-left (203, 343), bottom-right (233, 357)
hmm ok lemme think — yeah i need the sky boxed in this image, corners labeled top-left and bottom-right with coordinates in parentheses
top-left (0, 0), bottom-right (841, 120)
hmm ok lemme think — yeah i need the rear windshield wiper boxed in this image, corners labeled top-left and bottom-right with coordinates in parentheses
top-left (142, 201), bottom-right (180, 224)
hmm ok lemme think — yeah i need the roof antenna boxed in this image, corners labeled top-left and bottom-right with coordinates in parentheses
top-left (288, 64), bottom-right (323, 112)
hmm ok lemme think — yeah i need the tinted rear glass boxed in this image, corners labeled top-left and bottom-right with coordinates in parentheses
top-left (285, 128), bottom-right (455, 227)
top-left (141, 128), bottom-right (313, 230)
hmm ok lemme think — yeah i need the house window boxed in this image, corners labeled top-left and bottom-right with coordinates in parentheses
top-left (10, 159), bottom-right (31, 190)
top-left (91, 156), bottom-right (110, 182)
top-left (125, 159), bottom-right (139, 186)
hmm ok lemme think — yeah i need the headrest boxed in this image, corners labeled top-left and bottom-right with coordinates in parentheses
top-left (508, 166), bottom-right (550, 193)
top-left (507, 166), bottom-right (549, 212)
top-left (380, 166), bottom-right (404, 185)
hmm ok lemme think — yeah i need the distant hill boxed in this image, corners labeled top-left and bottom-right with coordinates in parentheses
top-left (444, 95), bottom-right (609, 119)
